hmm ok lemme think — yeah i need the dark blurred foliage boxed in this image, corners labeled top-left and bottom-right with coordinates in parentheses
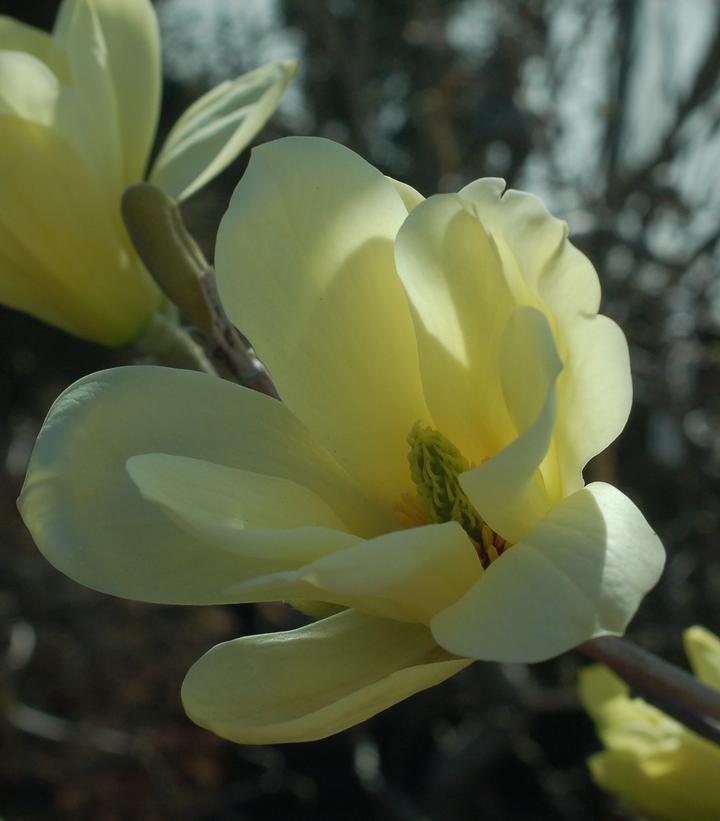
top-left (2, 0), bottom-right (720, 819)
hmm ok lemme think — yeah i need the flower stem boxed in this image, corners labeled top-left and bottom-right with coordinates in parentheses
top-left (132, 312), bottom-right (217, 375)
top-left (578, 636), bottom-right (720, 745)
top-left (122, 182), bottom-right (279, 398)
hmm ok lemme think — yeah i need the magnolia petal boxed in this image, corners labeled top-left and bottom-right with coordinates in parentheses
top-left (150, 60), bottom-right (296, 201)
top-left (127, 453), bottom-right (359, 563)
top-left (459, 178), bottom-right (597, 307)
top-left (182, 609), bottom-right (470, 744)
top-left (215, 137), bottom-right (431, 506)
top-left (578, 664), bottom-right (628, 721)
top-left (554, 314), bottom-right (631, 495)
top-left (301, 522), bottom-right (481, 621)
top-left (0, 117), bottom-right (157, 345)
top-left (90, 0), bottom-right (161, 183)
top-left (51, 0), bottom-right (123, 196)
top-left (19, 366), bottom-right (393, 604)
top-left (226, 522), bottom-right (483, 623)
top-left (388, 176), bottom-right (424, 212)
top-left (684, 627), bottom-right (720, 690)
top-left (0, 15), bottom-right (52, 58)
top-left (580, 663), bottom-right (720, 821)
top-left (0, 51), bottom-right (58, 125)
top-left (460, 178), bottom-right (632, 488)
top-left (394, 192), bottom-right (518, 463)
top-left (431, 482), bottom-right (665, 663)
top-left (460, 306), bottom-right (563, 543)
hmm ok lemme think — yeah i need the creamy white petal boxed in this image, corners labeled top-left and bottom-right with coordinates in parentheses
top-left (151, 60), bottom-right (296, 201)
top-left (388, 176), bottom-right (425, 212)
top-left (127, 453), bottom-right (360, 562)
top-left (19, 366), bottom-right (393, 604)
top-left (0, 51), bottom-right (58, 125)
top-left (225, 521), bottom-right (483, 623)
top-left (182, 609), bottom-right (470, 744)
top-left (431, 482), bottom-right (665, 663)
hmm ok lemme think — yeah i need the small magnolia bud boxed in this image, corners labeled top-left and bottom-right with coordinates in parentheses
top-left (122, 183), bottom-right (214, 333)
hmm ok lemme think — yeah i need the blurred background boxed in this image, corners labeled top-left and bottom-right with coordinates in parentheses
top-left (2, 0), bottom-right (720, 818)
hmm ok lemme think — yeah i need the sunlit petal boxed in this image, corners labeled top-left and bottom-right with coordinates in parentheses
top-left (431, 483), bottom-right (664, 663)
top-left (91, 0), bottom-right (161, 183)
top-left (216, 137), bottom-right (431, 506)
top-left (395, 192), bottom-right (518, 463)
top-left (151, 60), bottom-right (296, 201)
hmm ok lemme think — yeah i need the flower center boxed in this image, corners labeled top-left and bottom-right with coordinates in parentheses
top-left (406, 422), bottom-right (509, 568)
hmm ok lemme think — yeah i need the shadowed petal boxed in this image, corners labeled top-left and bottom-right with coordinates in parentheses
top-left (460, 306), bottom-right (563, 543)
top-left (182, 609), bottom-right (470, 744)
top-left (684, 627), bottom-right (720, 690)
top-left (394, 192), bottom-right (520, 463)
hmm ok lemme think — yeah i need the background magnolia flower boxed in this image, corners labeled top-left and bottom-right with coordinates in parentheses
top-left (20, 137), bottom-right (665, 744)
top-left (0, 0), bottom-right (294, 345)
top-left (580, 626), bottom-right (720, 821)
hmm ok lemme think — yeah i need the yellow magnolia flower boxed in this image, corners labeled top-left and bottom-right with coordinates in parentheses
top-left (0, 0), bottom-right (294, 345)
top-left (580, 627), bottom-right (720, 821)
top-left (19, 137), bottom-right (665, 744)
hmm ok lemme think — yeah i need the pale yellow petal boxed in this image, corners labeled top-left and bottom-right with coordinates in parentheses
top-left (90, 0), bottom-right (161, 183)
top-left (51, 0), bottom-right (123, 197)
top-left (215, 137), bottom-right (431, 506)
top-left (580, 660), bottom-right (720, 821)
top-left (226, 522), bottom-right (482, 623)
top-left (460, 178), bottom-right (632, 490)
top-left (394, 192), bottom-right (518, 463)
top-left (460, 306), bottom-right (563, 543)
top-left (0, 116), bottom-right (157, 345)
top-left (151, 60), bottom-right (296, 201)
top-left (553, 313), bottom-right (631, 495)
top-left (301, 522), bottom-right (481, 621)
top-left (0, 51), bottom-right (58, 124)
top-left (578, 664), bottom-right (629, 723)
top-left (684, 627), bottom-right (720, 690)
top-left (0, 15), bottom-right (51, 56)
top-left (127, 453), bottom-right (360, 562)
top-left (431, 482), bottom-right (665, 663)
top-left (459, 178), bottom-right (594, 303)
top-left (387, 176), bottom-right (424, 212)
top-left (0, 15), bottom-right (70, 80)
top-left (19, 366), bottom-right (393, 604)
top-left (182, 609), bottom-right (470, 744)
